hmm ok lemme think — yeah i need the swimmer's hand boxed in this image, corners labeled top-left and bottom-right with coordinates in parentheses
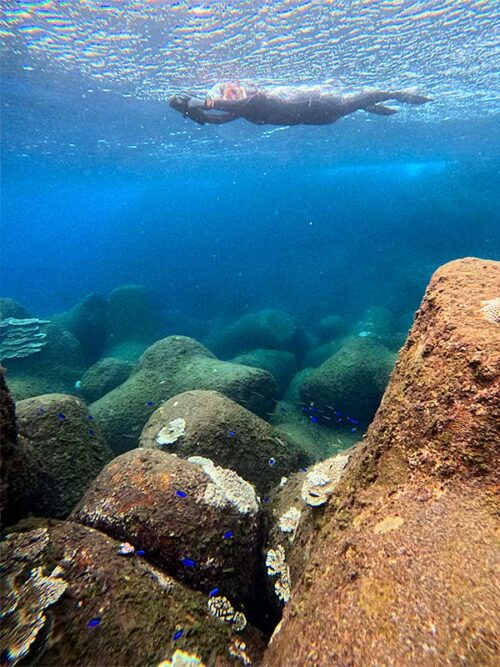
top-left (169, 93), bottom-right (208, 124)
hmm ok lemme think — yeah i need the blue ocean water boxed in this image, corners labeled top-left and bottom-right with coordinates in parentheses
top-left (1, 0), bottom-right (499, 330)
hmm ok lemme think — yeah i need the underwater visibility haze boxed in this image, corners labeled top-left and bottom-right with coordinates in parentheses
top-left (1, 2), bottom-right (499, 667)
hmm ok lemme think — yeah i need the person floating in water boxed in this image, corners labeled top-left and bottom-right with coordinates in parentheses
top-left (169, 82), bottom-right (430, 126)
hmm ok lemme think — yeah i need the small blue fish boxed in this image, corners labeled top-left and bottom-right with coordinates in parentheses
top-left (180, 557), bottom-right (197, 568)
top-left (268, 457), bottom-right (276, 466)
top-left (336, 418), bottom-right (343, 423)
top-left (146, 401), bottom-right (154, 407)
top-left (87, 415), bottom-right (94, 421)
top-left (88, 429), bottom-right (95, 436)
top-left (57, 412), bottom-right (66, 421)
top-left (136, 549), bottom-right (146, 556)
top-left (87, 618), bottom-right (101, 628)
top-left (334, 411), bottom-right (343, 417)
top-left (37, 407), bottom-right (46, 415)
top-left (262, 496), bottom-right (270, 503)
top-left (172, 629), bottom-right (184, 641)
top-left (309, 416), bottom-right (318, 424)
top-left (209, 587), bottom-right (219, 597)
top-left (227, 430), bottom-right (236, 437)
top-left (223, 530), bottom-right (234, 539)
top-left (310, 406), bottom-right (318, 413)
top-left (351, 428), bottom-right (357, 433)
top-left (176, 490), bottom-right (187, 498)
top-left (347, 416), bottom-right (359, 425)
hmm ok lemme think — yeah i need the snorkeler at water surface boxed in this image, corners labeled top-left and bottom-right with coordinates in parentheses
top-left (169, 82), bottom-right (431, 126)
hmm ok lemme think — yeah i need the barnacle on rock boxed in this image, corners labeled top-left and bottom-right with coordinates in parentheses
top-left (301, 454), bottom-right (349, 507)
top-left (229, 638), bottom-right (253, 665)
top-left (207, 595), bottom-right (247, 631)
top-left (157, 649), bottom-right (205, 667)
top-left (480, 297), bottom-right (500, 324)
top-left (1, 565), bottom-right (68, 665)
top-left (278, 506), bottom-right (301, 540)
top-left (266, 545), bottom-right (291, 603)
top-left (188, 456), bottom-right (258, 515)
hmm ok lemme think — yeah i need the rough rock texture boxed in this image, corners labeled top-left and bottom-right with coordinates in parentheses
top-left (209, 309), bottom-right (301, 358)
top-left (53, 293), bottom-right (108, 365)
top-left (80, 356), bottom-right (133, 403)
top-left (3, 323), bottom-right (84, 401)
top-left (10, 394), bottom-right (113, 521)
top-left (317, 314), bottom-right (349, 342)
top-left (0, 521), bottom-right (265, 667)
top-left (106, 284), bottom-right (162, 347)
top-left (232, 349), bottom-right (297, 397)
top-left (263, 258), bottom-right (500, 667)
top-left (302, 338), bottom-right (343, 369)
top-left (91, 336), bottom-right (277, 455)
top-left (299, 336), bottom-right (396, 424)
top-left (140, 390), bottom-right (310, 494)
top-left (0, 368), bottom-right (18, 519)
top-left (71, 449), bottom-right (261, 613)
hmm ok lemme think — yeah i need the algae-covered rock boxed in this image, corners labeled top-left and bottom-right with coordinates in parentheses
top-left (232, 349), bottom-right (297, 396)
top-left (106, 284), bottom-right (162, 347)
top-left (72, 448), bottom-right (261, 612)
top-left (0, 521), bottom-right (265, 667)
top-left (140, 390), bottom-right (310, 494)
top-left (0, 368), bottom-right (18, 520)
top-left (80, 357), bottom-right (133, 403)
top-left (317, 314), bottom-right (349, 342)
top-left (53, 293), bottom-right (108, 365)
top-left (209, 309), bottom-right (301, 358)
top-left (302, 338), bottom-right (343, 369)
top-left (91, 336), bottom-right (277, 455)
top-left (11, 394), bottom-right (113, 520)
top-left (299, 336), bottom-right (396, 424)
top-left (263, 258), bottom-right (500, 667)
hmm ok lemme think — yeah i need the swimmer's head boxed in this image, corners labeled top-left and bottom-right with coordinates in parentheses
top-left (207, 82), bottom-right (247, 101)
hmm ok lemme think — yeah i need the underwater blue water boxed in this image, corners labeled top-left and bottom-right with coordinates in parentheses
top-left (1, 0), bottom-right (499, 327)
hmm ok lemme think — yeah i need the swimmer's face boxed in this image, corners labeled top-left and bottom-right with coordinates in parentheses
top-left (221, 83), bottom-right (246, 100)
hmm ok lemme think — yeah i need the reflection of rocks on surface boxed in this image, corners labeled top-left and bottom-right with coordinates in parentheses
top-left (91, 336), bottom-right (277, 455)
top-left (263, 258), bottom-right (500, 667)
top-left (140, 389), bottom-right (309, 494)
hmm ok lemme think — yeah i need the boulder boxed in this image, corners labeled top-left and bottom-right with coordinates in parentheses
top-left (263, 258), bottom-right (500, 667)
top-left (53, 293), bottom-right (108, 365)
top-left (317, 314), bottom-right (349, 342)
top-left (90, 336), bottom-right (277, 455)
top-left (140, 390), bottom-right (310, 494)
top-left (106, 284), bottom-right (162, 347)
top-left (80, 357), bottom-right (133, 403)
top-left (0, 297), bottom-right (34, 320)
top-left (0, 368), bottom-right (18, 520)
top-left (71, 448), bottom-right (261, 613)
top-left (302, 339), bottom-right (343, 368)
top-left (232, 349), bottom-right (297, 397)
top-left (0, 521), bottom-right (265, 666)
top-left (209, 309), bottom-right (301, 358)
top-left (10, 394), bottom-right (113, 521)
top-left (299, 336), bottom-right (396, 424)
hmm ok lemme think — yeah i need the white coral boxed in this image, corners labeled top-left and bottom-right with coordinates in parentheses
top-left (301, 454), bottom-right (349, 507)
top-left (156, 418), bottom-right (186, 446)
top-left (480, 297), bottom-right (500, 324)
top-left (278, 506), bottom-right (301, 540)
top-left (266, 545), bottom-right (291, 603)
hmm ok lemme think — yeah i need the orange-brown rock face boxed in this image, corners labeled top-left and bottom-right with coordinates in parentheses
top-left (263, 258), bottom-right (500, 667)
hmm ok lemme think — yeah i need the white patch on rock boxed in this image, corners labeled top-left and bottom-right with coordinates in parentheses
top-left (301, 454), bottom-right (350, 507)
top-left (266, 545), bottom-right (291, 603)
top-left (156, 418), bottom-right (186, 446)
top-left (188, 456), bottom-right (258, 515)
top-left (278, 506), bottom-right (302, 540)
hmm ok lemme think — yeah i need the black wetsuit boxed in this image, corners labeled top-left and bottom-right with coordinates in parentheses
top-left (169, 89), bottom-right (430, 126)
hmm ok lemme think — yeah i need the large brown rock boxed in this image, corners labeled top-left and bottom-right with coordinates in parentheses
top-left (71, 449), bottom-right (261, 614)
top-left (263, 258), bottom-right (500, 666)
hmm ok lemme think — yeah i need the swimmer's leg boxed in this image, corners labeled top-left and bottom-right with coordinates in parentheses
top-left (364, 103), bottom-right (398, 116)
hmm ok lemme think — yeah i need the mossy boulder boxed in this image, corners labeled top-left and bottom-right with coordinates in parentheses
top-left (72, 448), bottom-right (261, 613)
top-left (0, 368), bottom-right (18, 521)
top-left (80, 357), bottom-right (133, 403)
top-left (232, 349), bottom-right (297, 396)
top-left (90, 336), bottom-right (277, 455)
top-left (140, 390), bottom-right (310, 494)
top-left (302, 339), bottom-right (344, 369)
top-left (0, 297), bottom-right (33, 320)
top-left (317, 314), bottom-right (349, 342)
top-left (299, 336), bottom-right (396, 425)
top-left (0, 521), bottom-right (265, 667)
top-left (53, 293), bottom-right (108, 365)
top-left (209, 309), bottom-right (301, 358)
top-left (106, 284), bottom-right (162, 347)
top-left (9, 394), bottom-right (113, 521)
top-left (263, 258), bottom-right (500, 667)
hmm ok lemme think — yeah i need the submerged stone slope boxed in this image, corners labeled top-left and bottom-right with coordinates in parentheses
top-left (263, 258), bottom-right (500, 666)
